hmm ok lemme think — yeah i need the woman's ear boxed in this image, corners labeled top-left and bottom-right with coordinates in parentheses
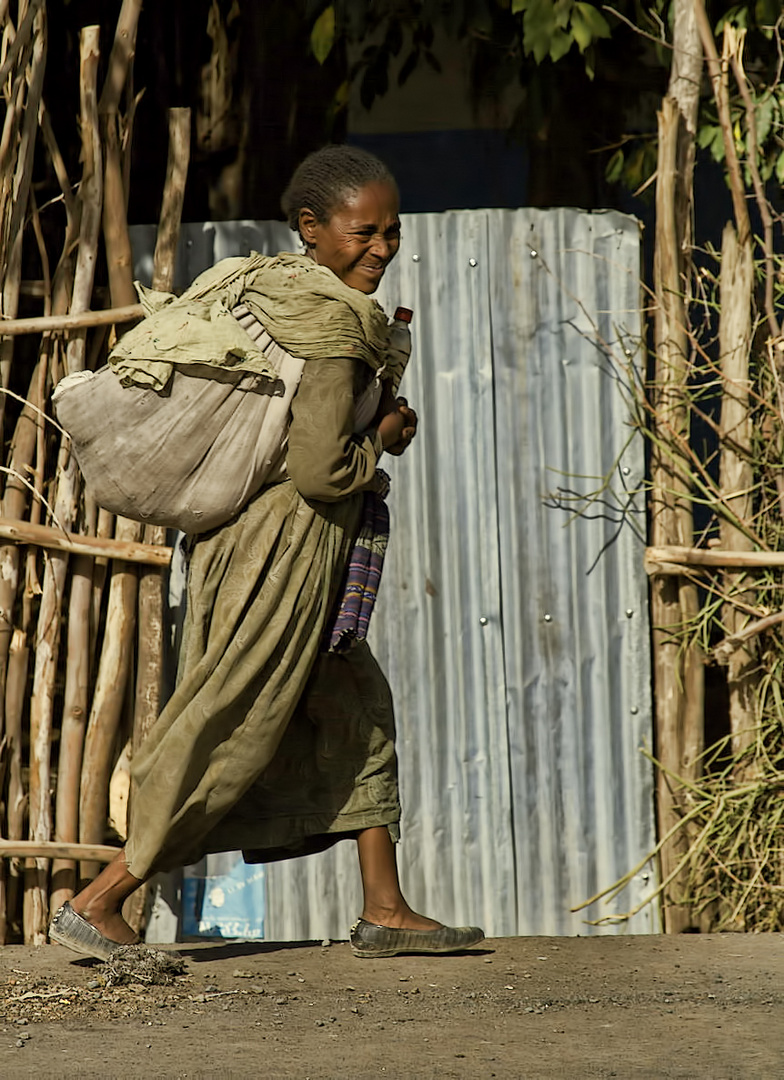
top-left (298, 208), bottom-right (318, 248)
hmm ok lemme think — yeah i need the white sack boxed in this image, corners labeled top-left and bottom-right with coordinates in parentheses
top-left (53, 321), bottom-right (305, 534)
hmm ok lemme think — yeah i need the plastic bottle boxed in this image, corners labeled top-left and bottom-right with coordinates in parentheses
top-left (387, 306), bottom-right (413, 379)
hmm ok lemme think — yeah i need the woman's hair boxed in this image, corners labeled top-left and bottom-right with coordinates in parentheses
top-left (281, 145), bottom-right (398, 236)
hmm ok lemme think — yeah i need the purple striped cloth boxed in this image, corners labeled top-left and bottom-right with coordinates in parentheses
top-left (327, 483), bottom-right (390, 653)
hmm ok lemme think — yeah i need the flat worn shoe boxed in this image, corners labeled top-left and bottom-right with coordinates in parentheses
top-left (350, 918), bottom-right (485, 959)
top-left (48, 901), bottom-right (137, 961)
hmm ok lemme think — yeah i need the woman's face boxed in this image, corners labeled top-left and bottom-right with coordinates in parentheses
top-left (300, 181), bottom-right (401, 294)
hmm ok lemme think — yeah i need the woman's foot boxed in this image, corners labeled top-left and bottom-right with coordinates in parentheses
top-left (359, 902), bottom-right (441, 932)
top-left (52, 848), bottom-right (143, 953)
top-left (68, 905), bottom-right (139, 946)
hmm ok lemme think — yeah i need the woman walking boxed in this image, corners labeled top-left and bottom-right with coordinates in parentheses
top-left (50, 145), bottom-right (484, 961)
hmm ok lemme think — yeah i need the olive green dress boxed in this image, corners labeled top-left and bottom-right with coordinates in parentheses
top-left (123, 261), bottom-right (402, 880)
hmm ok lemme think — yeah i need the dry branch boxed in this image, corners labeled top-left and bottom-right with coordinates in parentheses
top-left (0, 303), bottom-right (143, 336)
top-left (0, 516), bottom-right (172, 565)
top-left (645, 546), bottom-right (784, 573)
top-left (714, 611), bottom-right (784, 665)
top-left (98, 0), bottom-right (143, 118)
top-left (694, 0), bottom-right (750, 244)
top-left (0, 0), bottom-right (43, 89)
top-left (65, 26), bottom-right (102, 376)
top-left (0, 841), bottom-right (120, 863)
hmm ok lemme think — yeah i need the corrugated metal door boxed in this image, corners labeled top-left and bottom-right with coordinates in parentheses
top-left (131, 208), bottom-right (657, 941)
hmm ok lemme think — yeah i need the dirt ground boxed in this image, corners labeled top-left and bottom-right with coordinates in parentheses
top-left (1, 933), bottom-right (782, 1079)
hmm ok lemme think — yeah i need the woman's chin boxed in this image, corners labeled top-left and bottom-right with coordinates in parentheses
top-left (347, 267), bottom-right (386, 294)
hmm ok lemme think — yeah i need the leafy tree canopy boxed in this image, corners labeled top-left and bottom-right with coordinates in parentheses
top-left (308, 0), bottom-right (784, 196)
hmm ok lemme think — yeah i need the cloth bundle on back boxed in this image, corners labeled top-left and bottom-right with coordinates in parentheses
top-left (53, 252), bottom-right (405, 535)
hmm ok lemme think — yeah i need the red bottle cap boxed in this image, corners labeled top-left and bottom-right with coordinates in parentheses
top-left (393, 306), bottom-right (413, 323)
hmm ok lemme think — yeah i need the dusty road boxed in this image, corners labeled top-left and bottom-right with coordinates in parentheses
top-left (1, 933), bottom-right (782, 1079)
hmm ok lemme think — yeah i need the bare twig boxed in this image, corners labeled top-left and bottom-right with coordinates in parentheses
top-left (0, 303), bottom-right (143, 336)
top-left (0, 516), bottom-right (173, 566)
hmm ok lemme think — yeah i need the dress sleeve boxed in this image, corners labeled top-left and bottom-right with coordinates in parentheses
top-left (286, 357), bottom-right (384, 502)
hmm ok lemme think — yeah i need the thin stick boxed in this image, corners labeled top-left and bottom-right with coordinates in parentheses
top-left (0, 303), bottom-right (143, 337)
top-left (65, 25), bottom-right (102, 377)
top-left (714, 611), bottom-right (784, 665)
top-left (728, 36), bottom-right (781, 342)
top-left (98, 0), bottom-right (143, 118)
top-left (693, 0), bottom-right (750, 244)
top-left (0, 516), bottom-right (172, 565)
top-left (0, 0), bottom-right (42, 89)
top-left (646, 546), bottom-right (784, 572)
top-left (0, 841), bottom-right (120, 863)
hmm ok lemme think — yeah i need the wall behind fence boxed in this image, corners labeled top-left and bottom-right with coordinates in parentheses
top-left (131, 207), bottom-right (657, 940)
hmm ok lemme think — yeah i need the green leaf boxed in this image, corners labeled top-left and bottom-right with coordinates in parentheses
top-left (522, 0), bottom-right (557, 62)
top-left (697, 124), bottom-right (719, 150)
top-left (398, 49), bottom-right (419, 87)
top-left (310, 5), bottom-right (335, 66)
top-left (511, 0), bottom-right (529, 13)
top-left (553, 0), bottom-right (573, 30)
top-left (605, 148), bottom-right (624, 184)
top-left (570, 5), bottom-right (592, 51)
top-left (776, 151), bottom-right (784, 187)
top-left (624, 145), bottom-right (647, 189)
top-left (549, 27), bottom-right (573, 62)
top-left (572, 2), bottom-right (611, 47)
top-left (583, 43), bottom-right (596, 80)
top-left (755, 95), bottom-right (775, 149)
top-left (709, 126), bottom-right (726, 163)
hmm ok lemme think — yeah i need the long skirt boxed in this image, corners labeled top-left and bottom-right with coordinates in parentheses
top-left (124, 479), bottom-right (400, 880)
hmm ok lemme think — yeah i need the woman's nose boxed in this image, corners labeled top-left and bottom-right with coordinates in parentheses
top-left (369, 235), bottom-right (392, 260)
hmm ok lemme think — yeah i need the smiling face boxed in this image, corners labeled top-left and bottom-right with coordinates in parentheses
top-left (299, 181), bottom-right (401, 294)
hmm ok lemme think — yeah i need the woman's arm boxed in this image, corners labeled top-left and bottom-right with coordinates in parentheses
top-left (287, 357), bottom-right (397, 502)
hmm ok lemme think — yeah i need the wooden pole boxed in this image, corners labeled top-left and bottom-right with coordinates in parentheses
top-left (76, 0), bottom-right (145, 889)
top-left (9, 4), bottom-right (50, 948)
top-left (649, 0), bottom-right (704, 933)
top-left (1, 841), bottom-right (120, 863)
top-left (0, 303), bottom-right (142, 336)
top-left (26, 23), bottom-right (103, 945)
top-left (717, 221), bottom-right (756, 763)
top-left (0, 516), bottom-right (172, 565)
top-left (127, 106), bottom-right (191, 934)
top-left (644, 547), bottom-right (784, 572)
top-left (0, 3), bottom-right (46, 439)
top-left (137, 104), bottom-right (191, 754)
top-left (79, 518), bottom-right (142, 883)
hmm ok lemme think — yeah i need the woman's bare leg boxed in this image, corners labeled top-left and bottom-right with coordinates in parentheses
top-left (356, 826), bottom-right (440, 930)
top-left (69, 849), bottom-right (144, 944)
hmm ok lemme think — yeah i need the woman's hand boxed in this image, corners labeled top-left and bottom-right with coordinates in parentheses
top-left (376, 383), bottom-right (418, 455)
top-left (384, 398), bottom-right (418, 456)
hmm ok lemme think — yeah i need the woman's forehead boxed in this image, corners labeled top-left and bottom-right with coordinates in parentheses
top-left (333, 180), bottom-right (399, 221)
